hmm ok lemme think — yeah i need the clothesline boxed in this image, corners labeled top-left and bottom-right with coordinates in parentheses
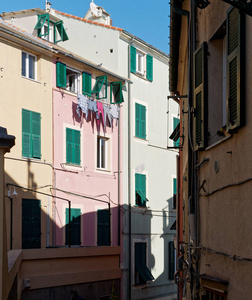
top-left (77, 93), bottom-right (119, 127)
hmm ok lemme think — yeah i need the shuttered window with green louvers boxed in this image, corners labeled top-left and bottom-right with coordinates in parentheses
top-left (135, 103), bottom-right (146, 139)
top-left (22, 109), bottom-right (41, 159)
top-left (97, 209), bottom-right (110, 246)
top-left (82, 72), bottom-right (92, 96)
top-left (135, 173), bottom-right (146, 207)
top-left (135, 242), bottom-right (154, 284)
top-left (130, 45), bottom-right (136, 73)
top-left (65, 208), bottom-right (81, 245)
top-left (193, 42), bottom-right (207, 150)
top-left (110, 81), bottom-right (124, 103)
top-left (146, 54), bottom-right (153, 81)
top-left (66, 128), bottom-right (81, 165)
top-left (226, 7), bottom-right (243, 132)
top-left (56, 62), bottom-right (66, 88)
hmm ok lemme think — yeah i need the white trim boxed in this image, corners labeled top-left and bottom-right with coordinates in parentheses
top-left (95, 131), bottom-right (112, 173)
top-left (21, 51), bottom-right (37, 81)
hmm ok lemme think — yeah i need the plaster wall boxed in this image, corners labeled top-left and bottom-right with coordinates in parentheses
top-left (0, 34), bottom-right (53, 250)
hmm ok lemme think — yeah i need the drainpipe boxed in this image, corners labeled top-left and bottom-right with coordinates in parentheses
top-left (128, 43), bottom-right (132, 300)
top-left (118, 103), bottom-right (121, 247)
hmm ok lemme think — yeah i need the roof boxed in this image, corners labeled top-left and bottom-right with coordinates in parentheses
top-left (54, 9), bottom-right (123, 32)
top-left (0, 18), bottom-right (129, 83)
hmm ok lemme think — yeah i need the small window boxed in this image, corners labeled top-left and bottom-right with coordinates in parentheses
top-left (136, 50), bottom-right (144, 75)
top-left (92, 75), bottom-right (107, 100)
top-left (66, 128), bottom-right (81, 165)
top-left (135, 103), bottom-right (146, 139)
top-left (130, 45), bottom-right (153, 81)
top-left (66, 67), bottom-right (80, 94)
top-left (40, 21), bottom-right (54, 42)
top-left (97, 137), bottom-right (108, 170)
top-left (22, 51), bottom-right (37, 80)
top-left (22, 109), bottom-right (41, 159)
top-left (135, 242), bottom-right (154, 285)
top-left (110, 81), bottom-right (124, 104)
top-left (135, 173), bottom-right (146, 207)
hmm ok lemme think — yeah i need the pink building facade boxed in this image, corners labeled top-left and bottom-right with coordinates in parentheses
top-left (52, 54), bottom-right (124, 248)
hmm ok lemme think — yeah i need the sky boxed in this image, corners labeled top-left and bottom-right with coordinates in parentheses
top-left (1, 0), bottom-right (170, 54)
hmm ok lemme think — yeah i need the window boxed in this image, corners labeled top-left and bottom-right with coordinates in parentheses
top-left (135, 103), bottom-right (146, 139)
top-left (34, 13), bottom-right (68, 44)
top-left (92, 75), bottom-right (107, 100)
top-left (65, 208), bottom-right (81, 246)
top-left (22, 51), bottom-right (37, 80)
top-left (135, 242), bottom-right (154, 285)
top-left (66, 128), bottom-right (81, 165)
top-left (135, 173), bottom-right (146, 207)
top-left (66, 67), bottom-right (80, 93)
top-left (56, 62), bottom-right (80, 94)
top-left (202, 289), bottom-right (227, 300)
top-left (130, 45), bottom-right (153, 81)
top-left (168, 241), bottom-right (175, 280)
top-left (110, 81), bottom-right (124, 104)
top-left (22, 109), bottom-right (41, 159)
top-left (97, 209), bottom-right (110, 246)
top-left (22, 199), bottom-right (41, 249)
top-left (97, 137), bottom-right (108, 169)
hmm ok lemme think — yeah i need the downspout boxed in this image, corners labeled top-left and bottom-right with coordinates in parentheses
top-left (128, 43), bottom-right (132, 300)
top-left (118, 103), bottom-right (121, 246)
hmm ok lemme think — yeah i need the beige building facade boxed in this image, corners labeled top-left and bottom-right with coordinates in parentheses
top-left (170, 0), bottom-right (252, 299)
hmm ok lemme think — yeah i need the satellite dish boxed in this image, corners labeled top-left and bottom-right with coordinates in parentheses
top-left (90, 2), bottom-right (98, 17)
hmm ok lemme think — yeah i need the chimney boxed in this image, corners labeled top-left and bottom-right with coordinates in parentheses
top-left (45, 1), bottom-right (52, 12)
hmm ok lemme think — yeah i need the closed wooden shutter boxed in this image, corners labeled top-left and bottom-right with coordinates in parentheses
top-left (168, 241), bottom-right (175, 280)
top-left (22, 199), bottom-right (41, 249)
top-left (66, 128), bottom-right (81, 165)
top-left (226, 7), bottom-right (243, 132)
top-left (146, 54), bottom-right (153, 81)
top-left (130, 45), bottom-right (136, 73)
top-left (56, 62), bottom-right (66, 88)
top-left (32, 112), bottom-right (41, 158)
top-left (193, 42), bottom-right (207, 150)
top-left (22, 109), bottom-right (32, 158)
top-left (135, 103), bottom-right (146, 139)
top-left (65, 208), bottom-right (81, 245)
top-left (97, 209), bottom-right (110, 246)
top-left (82, 72), bottom-right (92, 96)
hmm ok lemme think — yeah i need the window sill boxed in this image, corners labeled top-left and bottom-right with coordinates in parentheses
top-left (22, 156), bottom-right (41, 161)
top-left (55, 87), bottom-right (80, 97)
top-left (21, 76), bottom-right (41, 84)
top-left (206, 134), bottom-right (232, 151)
top-left (134, 136), bottom-right (148, 144)
top-left (96, 168), bottom-right (111, 174)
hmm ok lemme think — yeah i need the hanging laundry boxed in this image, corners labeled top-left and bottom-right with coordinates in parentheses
top-left (110, 104), bottom-right (120, 125)
top-left (76, 93), bottom-right (89, 118)
top-left (97, 102), bottom-right (104, 125)
top-left (103, 104), bottom-right (112, 127)
top-left (88, 99), bottom-right (98, 120)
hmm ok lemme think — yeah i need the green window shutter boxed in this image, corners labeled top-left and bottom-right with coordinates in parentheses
top-left (31, 112), bottom-right (41, 158)
top-left (34, 13), bottom-right (49, 32)
top-left (173, 178), bottom-right (177, 195)
top-left (130, 45), bottom-right (136, 73)
top-left (135, 243), bottom-right (146, 267)
top-left (66, 128), bottom-right (73, 164)
top-left (226, 7), bottom-right (242, 132)
top-left (146, 54), bottom-right (153, 81)
top-left (65, 208), bottom-right (81, 245)
top-left (82, 72), bottom-right (92, 96)
top-left (193, 42), bottom-right (207, 150)
top-left (55, 20), bottom-right (69, 43)
top-left (173, 117), bottom-right (180, 147)
top-left (97, 209), bottom-right (110, 246)
top-left (92, 75), bottom-right (107, 99)
top-left (56, 62), bottom-right (66, 88)
top-left (74, 130), bottom-right (81, 165)
top-left (22, 109), bottom-right (32, 158)
top-left (22, 199), bottom-right (41, 249)
top-left (135, 103), bottom-right (146, 139)
top-left (135, 173), bottom-right (146, 207)
top-left (168, 241), bottom-right (175, 280)
top-left (66, 128), bottom-right (80, 165)
top-left (110, 81), bottom-right (124, 104)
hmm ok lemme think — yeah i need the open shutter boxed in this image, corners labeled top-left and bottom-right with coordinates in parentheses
top-left (135, 174), bottom-right (146, 207)
top-left (193, 42), bottom-right (207, 150)
top-left (97, 209), bottom-right (110, 246)
top-left (66, 128), bottom-right (73, 164)
top-left (168, 241), bottom-right (175, 280)
top-left (73, 130), bottom-right (81, 165)
top-left (130, 45), bottom-right (136, 73)
top-left (173, 117), bottom-right (180, 147)
top-left (110, 81), bottom-right (124, 104)
top-left (92, 75), bottom-right (106, 94)
top-left (226, 7), bottom-right (243, 132)
top-left (22, 109), bottom-right (31, 158)
top-left (146, 54), bottom-right (153, 81)
top-left (32, 112), bottom-right (41, 158)
top-left (82, 72), bottom-right (92, 96)
top-left (56, 62), bottom-right (66, 88)
top-left (55, 21), bottom-right (69, 43)
top-left (34, 13), bottom-right (49, 31)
